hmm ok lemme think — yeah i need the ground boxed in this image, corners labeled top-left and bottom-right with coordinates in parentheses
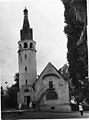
top-left (1, 110), bottom-right (89, 119)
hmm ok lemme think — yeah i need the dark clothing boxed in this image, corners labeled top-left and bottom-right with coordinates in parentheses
top-left (80, 111), bottom-right (83, 116)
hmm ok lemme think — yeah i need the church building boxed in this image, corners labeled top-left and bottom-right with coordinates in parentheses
top-left (17, 7), bottom-right (71, 112)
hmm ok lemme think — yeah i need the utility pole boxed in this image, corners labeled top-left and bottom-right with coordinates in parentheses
top-left (87, 0), bottom-right (89, 81)
top-left (0, 59), bottom-right (2, 87)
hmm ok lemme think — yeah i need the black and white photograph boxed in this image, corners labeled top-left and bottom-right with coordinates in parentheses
top-left (0, 0), bottom-right (89, 119)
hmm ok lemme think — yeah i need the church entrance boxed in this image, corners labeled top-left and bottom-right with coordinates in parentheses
top-left (24, 96), bottom-right (30, 107)
top-left (27, 96), bottom-right (30, 106)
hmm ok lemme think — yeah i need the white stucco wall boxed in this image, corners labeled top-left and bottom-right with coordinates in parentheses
top-left (18, 39), bottom-right (37, 88)
top-left (35, 74), bottom-right (70, 103)
top-left (35, 73), bottom-right (71, 111)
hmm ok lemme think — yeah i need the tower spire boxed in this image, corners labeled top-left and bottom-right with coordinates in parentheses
top-left (20, 7), bottom-right (33, 40)
top-left (23, 7), bottom-right (30, 30)
top-left (24, 6), bottom-right (28, 15)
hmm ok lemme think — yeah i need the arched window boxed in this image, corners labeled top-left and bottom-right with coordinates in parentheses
top-left (26, 79), bottom-right (27, 84)
top-left (51, 106), bottom-right (55, 110)
top-left (30, 43), bottom-right (33, 48)
top-left (24, 42), bottom-right (28, 48)
top-left (49, 81), bottom-right (53, 89)
top-left (25, 54), bottom-right (27, 59)
top-left (25, 66), bottom-right (27, 72)
top-left (24, 89), bottom-right (29, 93)
top-left (46, 90), bottom-right (58, 100)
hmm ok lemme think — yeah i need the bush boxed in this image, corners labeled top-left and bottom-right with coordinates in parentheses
top-left (71, 104), bottom-right (89, 111)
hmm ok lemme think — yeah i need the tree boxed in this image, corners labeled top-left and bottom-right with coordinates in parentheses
top-left (59, 64), bottom-right (69, 81)
top-left (61, 0), bottom-right (88, 104)
top-left (5, 73), bottom-right (20, 108)
top-left (1, 86), bottom-right (4, 110)
top-left (1, 86), bottom-right (4, 96)
top-left (14, 73), bottom-right (19, 87)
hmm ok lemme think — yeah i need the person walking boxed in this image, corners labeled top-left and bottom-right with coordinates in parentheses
top-left (19, 102), bottom-right (22, 110)
top-left (79, 103), bottom-right (83, 116)
top-left (29, 101), bottom-right (32, 109)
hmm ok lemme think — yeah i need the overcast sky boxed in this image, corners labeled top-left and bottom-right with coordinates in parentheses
top-left (0, 0), bottom-right (68, 88)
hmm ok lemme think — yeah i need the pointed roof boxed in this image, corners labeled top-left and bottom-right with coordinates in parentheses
top-left (24, 6), bottom-right (28, 14)
top-left (42, 62), bottom-right (60, 78)
top-left (23, 7), bottom-right (30, 29)
top-left (34, 62), bottom-right (67, 87)
top-left (20, 7), bottom-right (33, 40)
top-left (37, 62), bottom-right (60, 81)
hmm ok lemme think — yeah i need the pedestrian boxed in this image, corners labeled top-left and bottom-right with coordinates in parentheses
top-left (19, 102), bottom-right (22, 110)
top-left (79, 103), bottom-right (83, 116)
top-left (29, 101), bottom-right (32, 109)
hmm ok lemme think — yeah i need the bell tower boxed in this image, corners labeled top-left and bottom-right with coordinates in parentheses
top-left (18, 7), bottom-right (37, 89)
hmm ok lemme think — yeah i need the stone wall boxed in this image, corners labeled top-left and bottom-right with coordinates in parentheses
top-left (39, 104), bottom-right (71, 112)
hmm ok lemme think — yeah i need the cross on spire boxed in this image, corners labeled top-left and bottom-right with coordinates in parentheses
top-left (24, 6), bottom-right (28, 16)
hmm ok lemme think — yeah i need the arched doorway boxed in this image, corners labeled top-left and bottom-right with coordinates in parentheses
top-left (24, 96), bottom-right (30, 107)
top-left (27, 96), bottom-right (30, 107)
top-left (24, 89), bottom-right (30, 107)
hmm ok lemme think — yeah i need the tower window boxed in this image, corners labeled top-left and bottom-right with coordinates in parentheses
top-left (30, 43), bottom-right (33, 48)
top-left (25, 54), bottom-right (27, 59)
top-left (25, 66), bottom-right (27, 72)
top-left (26, 79), bottom-right (27, 84)
top-left (24, 42), bottom-right (28, 48)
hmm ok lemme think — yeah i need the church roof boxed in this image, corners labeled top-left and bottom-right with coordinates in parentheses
top-left (34, 62), bottom-right (66, 84)
top-left (41, 62), bottom-right (60, 78)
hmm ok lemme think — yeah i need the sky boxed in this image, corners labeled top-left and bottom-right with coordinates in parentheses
top-left (0, 0), bottom-right (68, 88)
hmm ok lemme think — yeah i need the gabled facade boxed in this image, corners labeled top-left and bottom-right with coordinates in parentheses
top-left (34, 62), bottom-right (71, 111)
